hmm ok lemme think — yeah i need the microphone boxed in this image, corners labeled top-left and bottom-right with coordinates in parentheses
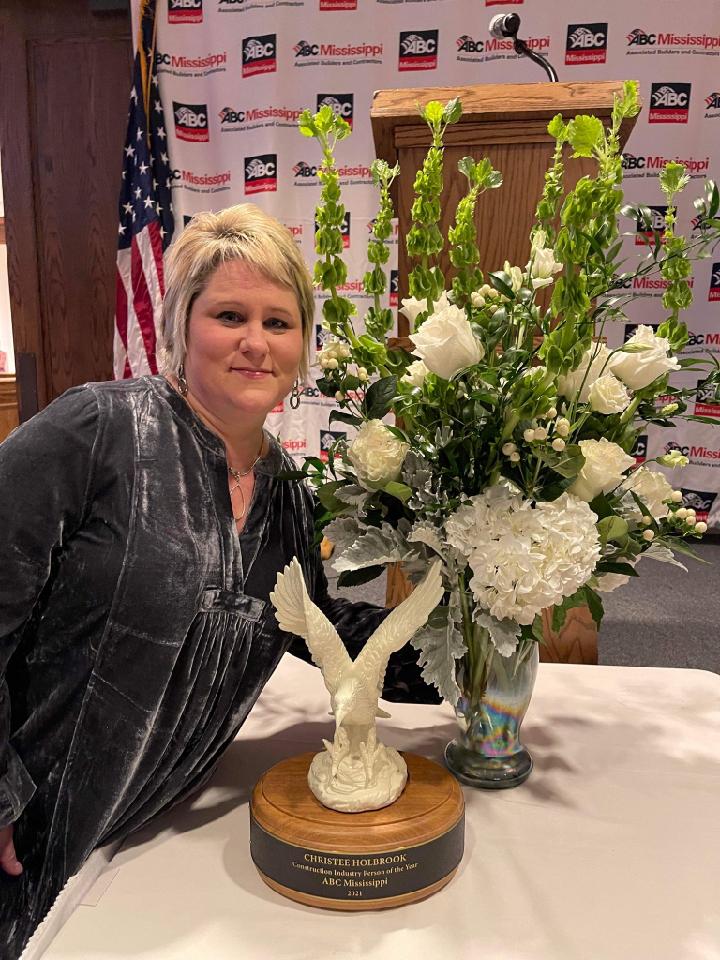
top-left (489, 13), bottom-right (521, 39)
top-left (487, 13), bottom-right (559, 82)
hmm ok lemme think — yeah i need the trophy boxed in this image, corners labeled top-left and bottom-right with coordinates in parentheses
top-left (249, 559), bottom-right (465, 910)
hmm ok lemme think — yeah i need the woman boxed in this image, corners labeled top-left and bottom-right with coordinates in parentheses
top-left (0, 204), bottom-right (435, 957)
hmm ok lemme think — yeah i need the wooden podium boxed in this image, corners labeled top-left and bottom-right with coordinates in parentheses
top-left (371, 81), bottom-right (639, 664)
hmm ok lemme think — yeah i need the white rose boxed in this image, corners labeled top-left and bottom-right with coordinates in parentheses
top-left (588, 373), bottom-right (632, 414)
top-left (621, 466), bottom-right (673, 519)
top-left (557, 345), bottom-right (612, 402)
top-left (568, 438), bottom-right (635, 502)
top-left (401, 359), bottom-right (429, 388)
top-left (609, 325), bottom-right (680, 390)
top-left (409, 304), bottom-right (484, 380)
top-left (399, 290), bottom-right (451, 328)
top-left (347, 420), bottom-right (408, 491)
top-left (529, 247), bottom-right (563, 290)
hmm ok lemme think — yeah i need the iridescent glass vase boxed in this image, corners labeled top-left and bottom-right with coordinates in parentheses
top-left (445, 626), bottom-right (538, 789)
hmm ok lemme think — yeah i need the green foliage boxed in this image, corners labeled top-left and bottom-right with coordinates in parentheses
top-left (449, 157), bottom-right (502, 305)
top-left (294, 80), bottom-right (720, 699)
top-left (406, 100), bottom-right (463, 312)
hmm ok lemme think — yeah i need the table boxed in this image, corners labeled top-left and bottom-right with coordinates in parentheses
top-left (28, 657), bottom-right (720, 960)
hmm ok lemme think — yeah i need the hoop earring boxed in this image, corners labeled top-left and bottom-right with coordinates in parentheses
top-left (177, 363), bottom-right (188, 398)
top-left (290, 378), bottom-right (302, 409)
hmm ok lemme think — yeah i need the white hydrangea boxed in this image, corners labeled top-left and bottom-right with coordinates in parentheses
top-left (444, 486), bottom-right (601, 626)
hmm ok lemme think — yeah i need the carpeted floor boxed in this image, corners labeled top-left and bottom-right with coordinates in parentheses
top-left (325, 538), bottom-right (720, 675)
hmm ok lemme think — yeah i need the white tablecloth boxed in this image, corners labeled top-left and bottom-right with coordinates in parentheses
top-left (28, 657), bottom-right (720, 960)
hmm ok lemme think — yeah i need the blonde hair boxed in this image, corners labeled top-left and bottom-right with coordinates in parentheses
top-left (159, 204), bottom-right (314, 381)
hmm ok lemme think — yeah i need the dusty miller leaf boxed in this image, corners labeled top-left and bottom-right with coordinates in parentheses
top-left (473, 610), bottom-right (521, 658)
top-left (642, 543), bottom-right (688, 571)
top-left (332, 523), bottom-right (417, 573)
top-left (410, 605), bottom-right (464, 705)
top-left (333, 483), bottom-right (372, 515)
top-left (323, 517), bottom-right (364, 557)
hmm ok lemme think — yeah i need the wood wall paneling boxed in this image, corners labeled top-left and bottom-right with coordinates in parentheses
top-left (395, 136), bottom-right (596, 335)
top-left (31, 36), bottom-right (131, 396)
top-left (0, 1), bottom-right (132, 418)
top-left (0, 374), bottom-right (19, 442)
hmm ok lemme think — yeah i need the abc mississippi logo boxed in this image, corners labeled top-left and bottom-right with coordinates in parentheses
top-left (242, 35), bottom-right (277, 78)
top-left (168, 0), bottom-right (203, 24)
top-left (565, 23), bottom-right (608, 65)
top-left (399, 30), bottom-right (438, 71)
top-left (173, 102), bottom-right (209, 142)
top-left (649, 83), bottom-right (691, 123)
top-left (709, 263), bottom-right (720, 302)
top-left (244, 155), bottom-right (277, 194)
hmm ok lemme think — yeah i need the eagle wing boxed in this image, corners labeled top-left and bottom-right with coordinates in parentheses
top-left (270, 558), bottom-right (351, 694)
top-left (355, 558), bottom-right (444, 691)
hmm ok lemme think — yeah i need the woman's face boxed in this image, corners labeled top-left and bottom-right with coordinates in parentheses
top-left (184, 258), bottom-right (304, 424)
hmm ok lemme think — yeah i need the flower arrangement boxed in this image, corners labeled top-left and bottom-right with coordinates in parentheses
top-left (293, 83), bottom-right (720, 720)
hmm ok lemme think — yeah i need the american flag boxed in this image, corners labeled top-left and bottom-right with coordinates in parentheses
top-left (114, 0), bottom-right (175, 379)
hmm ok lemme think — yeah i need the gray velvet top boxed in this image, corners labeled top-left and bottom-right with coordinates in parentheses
top-left (0, 375), bottom-right (436, 958)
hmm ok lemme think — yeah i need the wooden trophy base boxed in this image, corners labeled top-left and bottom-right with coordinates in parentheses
top-left (250, 752), bottom-right (464, 911)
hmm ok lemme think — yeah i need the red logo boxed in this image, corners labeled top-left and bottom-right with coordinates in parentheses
top-left (649, 83), bottom-right (691, 123)
top-left (708, 263), bottom-right (720, 302)
top-left (399, 30), bottom-right (439, 71)
top-left (695, 378), bottom-right (720, 417)
top-left (244, 154), bottom-right (277, 194)
top-left (390, 270), bottom-right (399, 307)
top-left (681, 488), bottom-right (717, 522)
top-left (565, 23), bottom-right (608, 65)
top-left (242, 35), bottom-right (277, 78)
top-left (173, 102), bottom-right (209, 142)
top-left (283, 437), bottom-right (308, 453)
top-left (634, 206), bottom-right (668, 246)
top-left (168, 0), bottom-right (203, 24)
top-left (633, 435), bottom-right (648, 463)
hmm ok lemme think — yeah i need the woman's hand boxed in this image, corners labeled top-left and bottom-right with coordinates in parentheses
top-left (0, 824), bottom-right (23, 875)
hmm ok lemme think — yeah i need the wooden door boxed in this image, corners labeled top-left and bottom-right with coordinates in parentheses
top-left (0, 0), bottom-right (132, 420)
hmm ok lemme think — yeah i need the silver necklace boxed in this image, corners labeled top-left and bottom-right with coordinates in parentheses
top-left (228, 437), bottom-right (265, 522)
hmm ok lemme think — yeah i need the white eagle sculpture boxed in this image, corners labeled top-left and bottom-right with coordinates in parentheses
top-left (270, 558), bottom-right (444, 812)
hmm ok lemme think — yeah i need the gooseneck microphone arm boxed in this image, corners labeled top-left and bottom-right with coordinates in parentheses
top-left (514, 36), bottom-right (559, 82)
top-left (489, 13), bottom-right (559, 83)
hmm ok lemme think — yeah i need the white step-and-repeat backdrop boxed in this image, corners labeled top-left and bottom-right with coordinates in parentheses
top-left (154, 0), bottom-right (720, 527)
